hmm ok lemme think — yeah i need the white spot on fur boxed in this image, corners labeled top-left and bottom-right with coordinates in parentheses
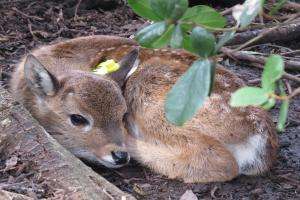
top-left (226, 134), bottom-right (266, 175)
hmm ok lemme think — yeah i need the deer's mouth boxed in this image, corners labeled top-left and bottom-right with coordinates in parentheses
top-left (70, 148), bottom-right (130, 168)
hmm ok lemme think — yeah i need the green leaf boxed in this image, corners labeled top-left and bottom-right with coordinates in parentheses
top-left (262, 55), bottom-right (284, 91)
top-left (277, 80), bottom-right (289, 132)
top-left (230, 87), bottom-right (269, 107)
top-left (151, 24), bottom-right (175, 48)
top-left (150, 0), bottom-right (188, 20)
top-left (135, 22), bottom-right (167, 48)
top-left (171, 0), bottom-right (189, 20)
top-left (215, 31), bottom-right (236, 53)
top-left (182, 34), bottom-right (198, 54)
top-left (233, 0), bottom-right (263, 28)
top-left (261, 98), bottom-right (276, 110)
top-left (180, 22), bottom-right (193, 32)
top-left (165, 59), bottom-right (212, 125)
top-left (128, 0), bottom-right (162, 21)
top-left (209, 62), bottom-right (216, 95)
top-left (181, 5), bottom-right (226, 28)
top-left (269, 0), bottom-right (287, 15)
top-left (190, 27), bottom-right (216, 57)
top-left (277, 99), bottom-right (289, 132)
top-left (170, 25), bottom-right (183, 48)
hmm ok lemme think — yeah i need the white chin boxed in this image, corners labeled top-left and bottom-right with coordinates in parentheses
top-left (71, 149), bottom-right (127, 168)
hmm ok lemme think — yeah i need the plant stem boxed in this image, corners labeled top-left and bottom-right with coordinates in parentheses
top-left (270, 87), bottom-right (300, 100)
top-left (181, 21), bottom-right (238, 32)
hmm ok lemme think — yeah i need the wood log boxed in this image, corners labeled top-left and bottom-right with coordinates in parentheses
top-left (227, 21), bottom-right (300, 46)
top-left (0, 190), bottom-right (33, 200)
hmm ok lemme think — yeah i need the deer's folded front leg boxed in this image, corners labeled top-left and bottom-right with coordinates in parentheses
top-left (127, 134), bottom-right (239, 183)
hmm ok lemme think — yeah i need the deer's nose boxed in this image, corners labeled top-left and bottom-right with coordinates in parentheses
top-left (111, 151), bottom-right (129, 165)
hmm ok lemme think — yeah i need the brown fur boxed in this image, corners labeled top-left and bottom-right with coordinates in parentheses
top-left (10, 35), bottom-right (278, 182)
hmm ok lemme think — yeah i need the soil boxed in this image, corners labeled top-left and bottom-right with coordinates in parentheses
top-left (0, 1), bottom-right (299, 199)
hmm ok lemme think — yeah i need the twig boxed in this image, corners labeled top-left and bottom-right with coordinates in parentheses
top-left (221, 7), bottom-right (233, 15)
top-left (238, 19), bottom-right (299, 32)
top-left (283, 80), bottom-right (292, 95)
top-left (220, 48), bottom-right (300, 83)
top-left (227, 20), bottom-right (300, 46)
top-left (74, 0), bottom-right (82, 20)
top-left (263, 13), bottom-right (299, 21)
top-left (221, 47), bottom-right (300, 71)
top-left (248, 78), bottom-right (261, 84)
top-left (270, 87), bottom-right (300, 100)
top-left (288, 87), bottom-right (300, 99)
top-left (243, 43), bottom-right (293, 52)
top-left (233, 15), bottom-right (300, 51)
top-left (27, 20), bottom-right (39, 41)
top-left (283, 1), bottom-right (300, 12)
top-left (12, 7), bottom-right (43, 21)
top-left (281, 50), bottom-right (300, 56)
top-left (282, 73), bottom-right (300, 83)
top-left (0, 0), bottom-right (31, 4)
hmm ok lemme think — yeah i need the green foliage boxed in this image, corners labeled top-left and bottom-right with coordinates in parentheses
top-left (261, 98), bottom-right (276, 110)
top-left (277, 81), bottom-right (289, 132)
top-left (190, 27), bottom-right (216, 57)
top-left (127, 0), bottom-right (162, 21)
top-left (230, 54), bottom-right (289, 131)
top-left (215, 31), bottom-right (236, 52)
top-left (170, 25), bottom-right (183, 48)
top-left (151, 24), bottom-right (175, 48)
top-left (181, 5), bottom-right (226, 28)
top-left (262, 55), bottom-right (284, 91)
top-left (150, 0), bottom-right (188, 20)
top-left (135, 22), bottom-right (167, 48)
top-left (278, 99), bottom-right (289, 132)
top-left (165, 59), bottom-right (213, 125)
top-left (269, 0), bottom-right (287, 15)
top-left (129, 0), bottom-right (292, 131)
top-left (230, 87), bottom-right (269, 107)
top-left (230, 54), bottom-right (284, 108)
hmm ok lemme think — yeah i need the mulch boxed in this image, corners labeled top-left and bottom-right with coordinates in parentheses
top-left (0, 1), bottom-right (299, 199)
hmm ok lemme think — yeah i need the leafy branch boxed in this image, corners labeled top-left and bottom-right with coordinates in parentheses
top-left (127, 0), bottom-right (298, 131)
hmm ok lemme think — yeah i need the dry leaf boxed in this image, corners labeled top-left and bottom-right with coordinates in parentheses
top-left (4, 156), bottom-right (18, 171)
top-left (180, 190), bottom-right (198, 200)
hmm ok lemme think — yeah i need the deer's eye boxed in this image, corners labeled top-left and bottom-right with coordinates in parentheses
top-left (70, 114), bottom-right (89, 126)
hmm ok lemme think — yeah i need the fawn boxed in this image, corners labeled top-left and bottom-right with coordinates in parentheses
top-left (10, 35), bottom-right (278, 183)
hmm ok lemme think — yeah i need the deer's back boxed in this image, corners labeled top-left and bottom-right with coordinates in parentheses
top-left (124, 52), bottom-right (275, 147)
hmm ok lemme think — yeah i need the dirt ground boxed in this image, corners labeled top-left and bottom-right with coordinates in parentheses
top-left (0, 1), bottom-right (299, 199)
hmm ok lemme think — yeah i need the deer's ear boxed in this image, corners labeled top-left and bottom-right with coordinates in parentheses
top-left (24, 54), bottom-right (59, 97)
top-left (110, 48), bottom-right (139, 87)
